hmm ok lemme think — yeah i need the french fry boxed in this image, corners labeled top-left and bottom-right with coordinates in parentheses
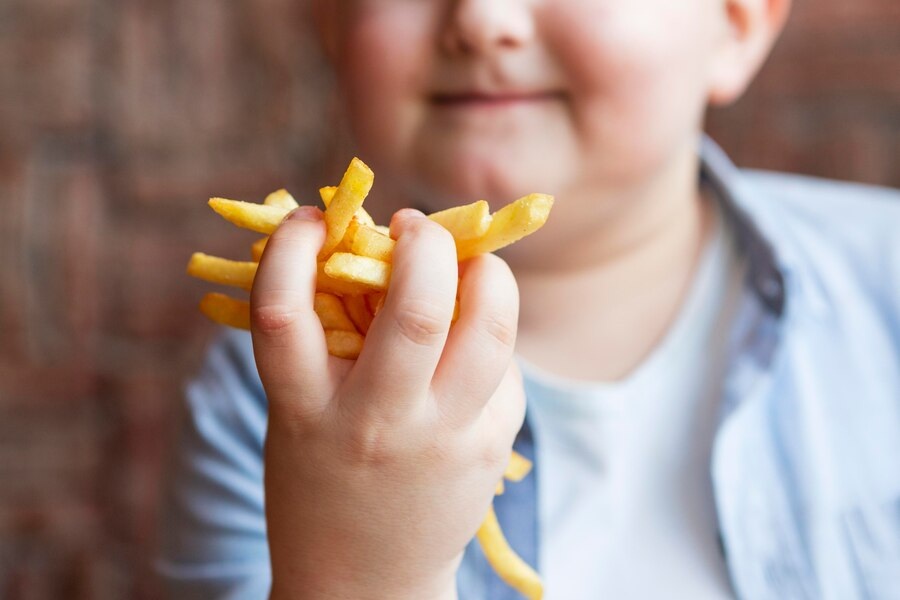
top-left (188, 253), bottom-right (257, 290)
top-left (251, 237), bottom-right (269, 262)
top-left (321, 185), bottom-right (377, 227)
top-left (374, 224), bottom-right (391, 237)
top-left (314, 293), bottom-right (357, 332)
top-left (208, 198), bottom-right (289, 235)
top-left (343, 295), bottom-right (374, 334)
top-left (504, 451), bottom-right (533, 482)
top-left (341, 217), bottom-right (361, 250)
top-left (199, 293), bottom-right (251, 330)
top-left (319, 186), bottom-right (336, 205)
top-left (324, 253), bottom-right (391, 291)
top-left (456, 194), bottom-right (554, 261)
top-left (429, 200), bottom-right (492, 242)
top-left (189, 252), bottom-right (385, 297)
top-left (477, 506), bottom-right (543, 600)
top-left (316, 263), bottom-right (370, 296)
top-left (495, 480), bottom-right (505, 496)
top-left (264, 189), bottom-right (299, 211)
top-left (325, 329), bottom-right (365, 359)
top-left (351, 223), bottom-right (396, 262)
top-left (319, 159), bottom-right (375, 259)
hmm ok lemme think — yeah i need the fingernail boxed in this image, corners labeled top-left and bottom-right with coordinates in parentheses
top-left (285, 206), bottom-right (322, 222)
top-left (396, 208), bottom-right (426, 220)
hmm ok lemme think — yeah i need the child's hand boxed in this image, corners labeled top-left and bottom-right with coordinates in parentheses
top-left (251, 206), bottom-right (525, 600)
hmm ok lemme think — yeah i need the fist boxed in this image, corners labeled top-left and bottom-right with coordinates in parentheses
top-left (251, 206), bottom-right (525, 600)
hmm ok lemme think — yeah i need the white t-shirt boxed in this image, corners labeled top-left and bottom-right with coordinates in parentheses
top-left (519, 206), bottom-right (745, 599)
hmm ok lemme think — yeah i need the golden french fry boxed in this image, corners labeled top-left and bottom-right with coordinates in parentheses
top-left (456, 194), bottom-right (554, 261)
top-left (343, 295), bottom-right (373, 335)
top-left (319, 186), bottom-right (336, 205)
top-left (504, 451), bottom-right (533, 482)
top-left (429, 200), bottom-right (492, 242)
top-left (495, 480), bottom-right (505, 496)
top-left (351, 223), bottom-right (396, 262)
top-left (188, 253), bottom-right (257, 290)
top-left (319, 159), bottom-right (375, 259)
top-left (333, 214), bottom-right (358, 254)
top-left (190, 251), bottom-right (381, 297)
top-left (324, 253), bottom-right (391, 291)
top-left (209, 198), bottom-right (289, 235)
top-left (374, 224), bottom-right (391, 237)
top-left (342, 217), bottom-right (361, 248)
top-left (315, 263), bottom-right (370, 296)
top-left (314, 293), bottom-right (357, 332)
top-left (335, 238), bottom-right (353, 254)
top-left (325, 329), bottom-right (364, 359)
top-left (321, 185), bottom-right (377, 227)
top-left (251, 237), bottom-right (269, 262)
top-left (357, 211), bottom-right (377, 228)
top-left (199, 293), bottom-right (251, 330)
top-left (264, 189), bottom-right (299, 211)
top-left (477, 505), bottom-right (543, 600)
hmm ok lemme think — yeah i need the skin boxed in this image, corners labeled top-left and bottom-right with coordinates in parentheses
top-left (258, 0), bottom-right (790, 597)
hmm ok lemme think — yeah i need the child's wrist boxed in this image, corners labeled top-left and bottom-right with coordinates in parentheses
top-left (269, 566), bottom-right (458, 600)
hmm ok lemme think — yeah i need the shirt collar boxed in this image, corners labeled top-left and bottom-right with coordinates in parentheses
top-left (699, 136), bottom-right (788, 318)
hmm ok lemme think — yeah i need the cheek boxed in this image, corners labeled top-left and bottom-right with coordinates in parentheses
top-left (338, 5), bottom-right (434, 168)
top-left (543, 3), bottom-right (717, 177)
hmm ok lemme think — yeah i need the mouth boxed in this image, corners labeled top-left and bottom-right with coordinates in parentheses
top-left (429, 90), bottom-right (565, 109)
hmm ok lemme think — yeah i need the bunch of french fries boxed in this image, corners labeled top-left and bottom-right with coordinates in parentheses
top-left (187, 157), bottom-right (550, 599)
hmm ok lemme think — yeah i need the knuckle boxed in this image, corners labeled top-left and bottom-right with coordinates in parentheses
top-left (403, 217), bottom-right (456, 256)
top-left (392, 298), bottom-right (449, 347)
top-left (250, 302), bottom-right (301, 335)
top-left (264, 219), bottom-right (324, 257)
top-left (479, 308), bottom-right (518, 350)
top-left (268, 402), bottom-right (318, 437)
top-left (481, 437), bottom-right (513, 473)
top-left (342, 419), bottom-right (393, 467)
top-left (479, 252), bottom-right (515, 283)
top-left (275, 213), bottom-right (325, 238)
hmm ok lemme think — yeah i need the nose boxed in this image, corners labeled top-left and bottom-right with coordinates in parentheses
top-left (441, 0), bottom-right (535, 56)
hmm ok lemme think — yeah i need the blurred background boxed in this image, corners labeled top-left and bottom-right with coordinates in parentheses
top-left (0, 0), bottom-right (897, 597)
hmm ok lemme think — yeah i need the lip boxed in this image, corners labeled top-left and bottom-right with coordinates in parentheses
top-left (429, 91), bottom-right (564, 109)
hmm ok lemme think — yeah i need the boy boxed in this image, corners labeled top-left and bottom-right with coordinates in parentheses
top-left (158, 0), bottom-right (900, 598)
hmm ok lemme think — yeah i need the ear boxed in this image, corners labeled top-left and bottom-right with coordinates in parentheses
top-left (707, 0), bottom-right (792, 106)
top-left (312, 0), bottom-right (339, 64)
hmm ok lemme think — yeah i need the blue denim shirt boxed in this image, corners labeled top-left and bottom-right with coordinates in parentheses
top-left (157, 138), bottom-right (900, 599)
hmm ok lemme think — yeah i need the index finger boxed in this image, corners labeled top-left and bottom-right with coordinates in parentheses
top-left (250, 206), bottom-right (331, 413)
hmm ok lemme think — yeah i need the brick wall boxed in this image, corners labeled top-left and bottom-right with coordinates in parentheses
top-left (0, 0), bottom-right (897, 597)
top-left (707, 0), bottom-right (900, 185)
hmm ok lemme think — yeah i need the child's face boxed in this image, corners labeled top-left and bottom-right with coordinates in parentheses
top-left (320, 1), bottom-right (743, 210)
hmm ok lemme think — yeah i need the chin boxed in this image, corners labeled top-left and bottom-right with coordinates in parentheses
top-left (412, 145), bottom-right (567, 209)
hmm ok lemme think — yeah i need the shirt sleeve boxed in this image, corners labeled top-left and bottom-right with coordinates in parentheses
top-left (156, 329), bottom-right (272, 599)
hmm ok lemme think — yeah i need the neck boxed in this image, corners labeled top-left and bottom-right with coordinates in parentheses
top-left (512, 144), bottom-right (714, 381)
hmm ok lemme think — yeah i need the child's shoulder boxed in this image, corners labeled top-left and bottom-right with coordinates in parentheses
top-left (742, 169), bottom-right (899, 248)
top-left (742, 169), bottom-right (900, 232)
top-left (736, 169), bottom-right (900, 315)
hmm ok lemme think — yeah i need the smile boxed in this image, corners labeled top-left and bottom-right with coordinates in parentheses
top-left (429, 91), bottom-right (564, 109)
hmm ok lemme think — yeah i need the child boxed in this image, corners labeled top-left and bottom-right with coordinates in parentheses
top-left (158, 0), bottom-right (900, 598)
